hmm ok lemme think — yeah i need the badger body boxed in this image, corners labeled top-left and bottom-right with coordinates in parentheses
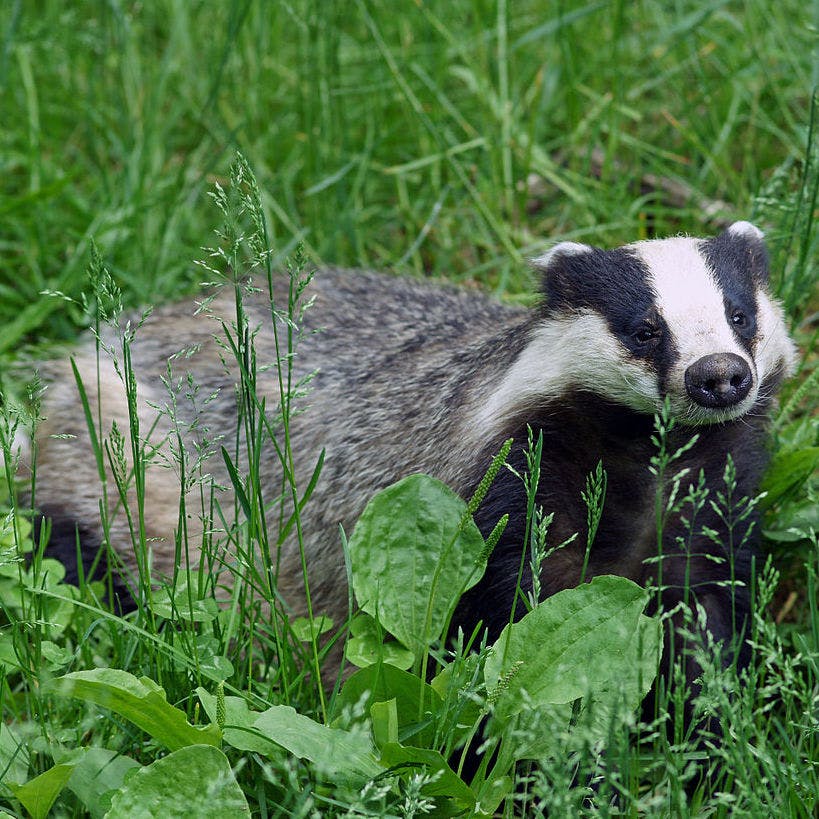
top-left (32, 222), bottom-right (795, 680)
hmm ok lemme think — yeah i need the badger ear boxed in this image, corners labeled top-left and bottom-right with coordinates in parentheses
top-left (531, 241), bottom-right (593, 275)
top-left (531, 241), bottom-right (595, 310)
top-left (711, 220), bottom-right (770, 283)
top-left (725, 220), bottom-right (764, 241)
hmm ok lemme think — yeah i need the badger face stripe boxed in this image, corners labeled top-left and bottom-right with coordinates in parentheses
top-left (474, 310), bottom-right (661, 433)
top-left (539, 245), bottom-right (657, 323)
top-left (703, 222), bottom-right (797, 385)
top-left (631, 236), bottom-right (764, 422)
top-left (536, 244), bottom-right (680, 381)
top-left (698, 228), bottom-right (766, 356)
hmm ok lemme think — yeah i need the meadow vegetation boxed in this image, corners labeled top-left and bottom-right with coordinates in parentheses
top-left (1, 1), bottom-right (817, 816)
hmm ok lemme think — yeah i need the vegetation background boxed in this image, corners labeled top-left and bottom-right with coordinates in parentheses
top-left (0, 0), bottom-right (817, 816)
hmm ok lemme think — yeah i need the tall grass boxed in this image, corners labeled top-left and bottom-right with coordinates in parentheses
top-left (1, 1), bottom-right (816, 347)
top-left (0, 0), bottom-right (817, 816)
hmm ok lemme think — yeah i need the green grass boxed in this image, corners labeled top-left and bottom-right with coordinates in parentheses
top-left (0, 1), bottom-right (817, 816)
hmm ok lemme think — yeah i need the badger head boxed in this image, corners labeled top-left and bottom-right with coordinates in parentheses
top-left (481, 222), bottom-right (796, 429)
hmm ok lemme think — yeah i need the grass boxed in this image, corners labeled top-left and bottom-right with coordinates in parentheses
top-left (0, 1), bottom-right (817, 816)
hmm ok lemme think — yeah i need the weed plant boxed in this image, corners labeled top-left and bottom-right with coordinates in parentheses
top-left (0, 1), bottom-right (817, 817)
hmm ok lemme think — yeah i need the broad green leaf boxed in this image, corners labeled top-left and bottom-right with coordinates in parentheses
top-left (344, 612), bottom-right (415, 669)
top-left (370, 699), bottom-right (399, 748)
top-left (197, 653), bottom-right (234, 683)
top-left (764, 502), bottom-right (819, 542)
top-left (171, 635), bottom-right (233, 683)
top-left (585, 612), bottom-right (662, 718)
top-left (151, 583), bottom-right (219, 623)
top-left (105, 745), bottom-right (249, 818)
top-left (30, 557), bottom-right (67, 588)
top-left (0, 723), bottom-right (28, 792)
top-left (290, 614), bottom-right (334, 642)
top-left (349, 474), bottom-right (487, 658)
top-left (474, 773), bottom-right (514, 819)
top-left (8, 764), bottom-right (74, 819)
top-left (197, 689), bottom-right (283, 756)
top-left (40, 640), bottom-right (74, 670)
top-left (56, 747), bottom-right (139, 819)
top-left (50, 669), bottom-right (221, 751)
top-left (0, 558), bottom-right (79, 635)
top-left (349, 611), bottom-right (379, 637)
top-left (484, 576), bottom-right (660, 723)
top-left (379, 743), bottom-right (475, 813)
top-left (345, 633), bottom-right (415, 669)
top-left (253, 704), bottom-right (381, 783)
top-left (760, 446), bottom-right (819, 508)
top-left (334, 662), bottom-right (443, 748)
top-left (0, 512), bottom-right (31, 550)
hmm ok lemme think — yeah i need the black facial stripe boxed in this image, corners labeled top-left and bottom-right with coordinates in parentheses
top-left (540, 246), bottom-right (678, 394)
top-left (728, 306), bottom-right (756, 356)
top-left (652, 315), bottom-right (678, 397)
top-left (543, 246), bottom-right (657, 324)
top-left (699, 227), bottom-right (770, 285)
top-left (699, 234), bottom-right (762, 354)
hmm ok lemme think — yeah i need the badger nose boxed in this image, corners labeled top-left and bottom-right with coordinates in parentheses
top-left (685, 353), bottom-right (753, 408)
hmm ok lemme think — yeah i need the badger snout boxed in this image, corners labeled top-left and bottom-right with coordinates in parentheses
top-left (684, 353), bottom-right (753, 409)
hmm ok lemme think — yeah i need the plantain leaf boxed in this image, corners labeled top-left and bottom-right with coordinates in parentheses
top-left (8, 764), bottom-right (74, 819)
top-left (50, 669), bottom-right (221, 751)
top-left (349, 474), bottom-right (487, 659)
top-left (484, 575), bottom-right (661, 724)
top-left (105, 745), bottom-right (249, 818)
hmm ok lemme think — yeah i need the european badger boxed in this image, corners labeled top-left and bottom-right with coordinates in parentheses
top-left (30, 221), bottom-right (794, 692)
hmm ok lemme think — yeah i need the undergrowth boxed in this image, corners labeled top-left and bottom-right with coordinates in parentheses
top-left (0, 148), bottom-right (815, 817)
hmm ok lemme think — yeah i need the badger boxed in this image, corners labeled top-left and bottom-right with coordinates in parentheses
top-left (28, 221), bottom-right (795, 694)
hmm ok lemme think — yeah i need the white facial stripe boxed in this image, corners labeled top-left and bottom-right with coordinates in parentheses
top-left (635, 237), bottom-right (745, 361)
top-left (473, 311), bottom-right (660, 435)
top-left (755, 291), bottom-right (797, 381)
top-left (633, 236), bottom-right (754, 381)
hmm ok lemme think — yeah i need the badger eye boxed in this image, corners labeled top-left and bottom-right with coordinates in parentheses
top-left (632, 326), bottom-right (659, 345)
top-left (731, 309), bottom-right (748, 329)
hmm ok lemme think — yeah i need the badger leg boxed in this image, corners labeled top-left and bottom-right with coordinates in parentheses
top-left (34, 507), bottom-right (137, 614)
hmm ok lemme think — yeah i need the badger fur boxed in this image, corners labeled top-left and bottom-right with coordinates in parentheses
top-left (30, 221), bottom-right (795, 690)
